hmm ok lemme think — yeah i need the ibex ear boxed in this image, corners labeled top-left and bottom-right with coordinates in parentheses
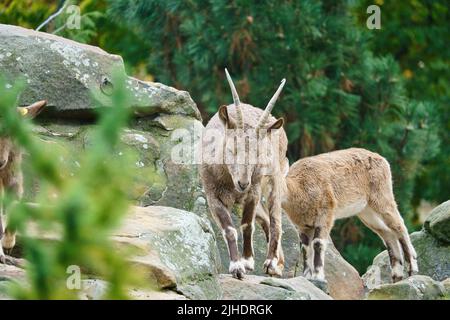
top-left (17, 100), bottom-right (47, 119)
top-left (218, 105), bottom-right (236, 129)
top-left (267, 118), bottom-right (284, 131)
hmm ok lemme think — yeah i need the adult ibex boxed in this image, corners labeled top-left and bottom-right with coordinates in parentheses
top-left (282, 148), bottom-right (418, 283)
top-left (200, 69), bottom-right (288, 279)
top-left (0, 100), bottom-right (47, 263)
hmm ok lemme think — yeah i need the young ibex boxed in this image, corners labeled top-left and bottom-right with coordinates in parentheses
top-left (200, 69), bottom-right (288, 279)
top-left (0, 100), bottom-right (47, 263)
top-left (282, 148), bottom-right (418, 283)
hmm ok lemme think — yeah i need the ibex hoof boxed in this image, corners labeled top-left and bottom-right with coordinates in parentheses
top-left (229, 261), bottom-right (246, 280)
top-left (241, 257), bottom-right (255, 272)
top-left (0, 254), bottom-right (5, 264)
top-left (264, 258), bottom-right (282, 277)
top-left (392, 262), bottom-right (404, 283)
top-left (303, 268), bottom-right (313, 279)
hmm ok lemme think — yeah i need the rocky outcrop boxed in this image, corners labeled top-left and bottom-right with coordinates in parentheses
top-left (367, 275), bottom-right (446, 300)
top-left (17, 205), bottom-right (222, 300)
top-left (0, 24), bottom-right (200, 120)
top-left (115, 206), bottom-right (222, 299)
top-left (0, 23), bottom-right (206, 215)
top-left (219, 274), bottom-right (332, 300)
top-left (363, 201), bottom-right (450, 295)
top-left (79, 279), bottom-right (187, 300)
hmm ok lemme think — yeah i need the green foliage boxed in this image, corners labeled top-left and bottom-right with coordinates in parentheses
top-left (354, 0), bottom-right (450, 205)
top-left (0, 0), bottom-right (57, 29)
top-left (0, 71), bottom-right (147, 299)
top-left (0, 0), bottom-right (152, 76)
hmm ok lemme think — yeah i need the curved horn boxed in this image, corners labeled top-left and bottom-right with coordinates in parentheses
top-left (256, 79), bottom-right (286, 129)
top-left (17, 100), bottom-right (47, 118)
top-left (224, 68), bottom-right (244, 128)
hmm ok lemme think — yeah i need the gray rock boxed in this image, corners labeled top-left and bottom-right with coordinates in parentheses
top-left (103, 206), bottom-right (222, 299)
top-left (367, 275), bottom-right (446, 300)
top-left (424, 200), bottom-right (450, 244)
top-left (0, 23), bottom-right (206, 216)
top-left (0, 24), bottom-right (200, 120)
top-left (19, 205), bottom-right (222, 300)
top-left (23, 111), bottom-right (205, 216)
top-left (441, 278), bottom-right (450, 297)
top-left (219, 274), bottom-right (332, 300)
top-left (0, 264), bottom-right (26, 300)
top-left (79, 279), bottom-right (187, 300)
top-left (363, 230), bottom-right (450, 289)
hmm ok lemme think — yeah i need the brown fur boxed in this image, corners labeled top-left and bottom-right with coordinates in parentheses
top-left (282, 148), bottom-right (418, 282)
top-left (0, 100), bottom-right (46, 263)
top-left (201, 102), bottom-right (288, 279)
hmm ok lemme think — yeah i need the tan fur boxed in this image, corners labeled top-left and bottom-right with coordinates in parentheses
top-left (0, 137), bottom-right (23, 262)
top-left (0, 100), bottom-right (46, 263)
top-left (201, 102), bottom-right (288, 279)
top-left (282, 148), bottom-right (418, 282)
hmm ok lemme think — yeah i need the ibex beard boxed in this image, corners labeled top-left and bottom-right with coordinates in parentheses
top-left (200, 69), bottom-right (288, 279)
top-left (0, 100), bottom-right (46, 263)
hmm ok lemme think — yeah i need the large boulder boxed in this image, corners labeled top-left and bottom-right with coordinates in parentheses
top-left (27, 116), bottom-right (205, 212)
top-left (367, 275), bottom-right (446, 300)
top-left (0, 24), bottom-right (206, 216)
top-left (424, 200), bottom-right (450, 244)
top-left (219, 274), bottom-right (331, 300)
top-left (363, 231), bottom-right (450, 289)
top-left (114, 206), bottom-right (222, 299)
top-left (18, 205), bottom-right (222, 300)
top-left (0, 24), bottom-right (200, 120)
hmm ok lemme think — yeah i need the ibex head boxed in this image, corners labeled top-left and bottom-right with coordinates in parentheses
top-left (0, 100), bottom-right (46, 170)
top-left (218, 69), bottom-right (285, 192)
